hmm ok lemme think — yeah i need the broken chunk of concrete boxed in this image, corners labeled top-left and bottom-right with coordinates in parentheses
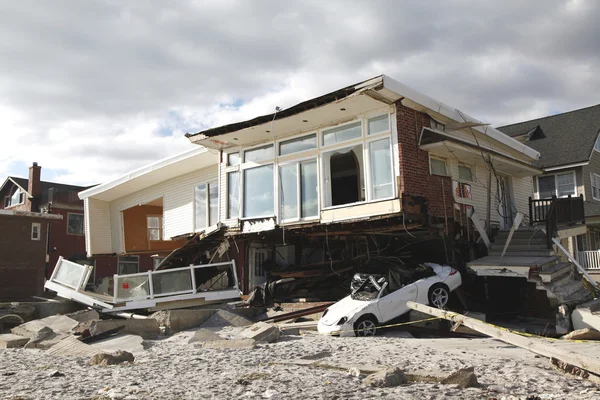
top-left (11, 315), bottom-right (78, 338)
top-left (0, 334), bottom-right (29, 349)
top-left (561, 328), bottom-right (600, 341)
top-left (363, 368), bottom-right (407, 387)
top-left (89, 319), bottom-right (160, 339)
top-left (150, 309), bottom-right (219, 334)
top-left (24, 326), bottom-right (55, 349)
top-left (91, 334), bottom-right (145, 354)
top-left (240, 322), bottom-right (280, 343)
top-left (199, 339), bottom-right (256, 349)
top-left (188, 328), bottom-right (223, 344)
top-left (200, 309), bottom-right (253, 329)
top-left (440, 366), bottom-right (478, 388)
top-left (47, 336), bottom-right (104, 358)
top-left (66, 309), bottom-right (100, 323)
top-left (89, 350), bottom-right (135, 366)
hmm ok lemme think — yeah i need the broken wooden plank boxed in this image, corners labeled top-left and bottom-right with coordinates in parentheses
top-left (257, 303), bottom-right (332, 323)
top-left (407, 301), bottom-right (600, 376)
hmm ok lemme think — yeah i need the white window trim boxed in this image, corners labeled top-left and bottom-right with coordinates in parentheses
top-left (278, 132), bottom-right (318, 157)
top-left (146, 214), bottom-right (163, 241)
top-left (225, 106), bottom-right (394, 222)
top-left (429, 154), bottom-right (450, 177)
top-left (277, 156), bottom-right (320, 223)
top-left (535, 171), bottom-right (577, 199)
top-left (31, 222), bottom-right (41, 241)
top-left (66, 212), bottom-right (84, 236)
top-left (194, 180), bottom-right (219, 231)
top-left (591, 172), bottom-right (600, 201)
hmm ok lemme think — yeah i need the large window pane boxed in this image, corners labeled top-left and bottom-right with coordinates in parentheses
top-left (245, 145), bottom-right (274, 163)
top-left (280, 164), bottom-right (298, 220)
top-left (244, 165), bottom-right (274, 218)
top-left (209, 183), bottom-right (219, 226)
top-left (228, 152), bottom-right (240, 166)
top-left (369, 138), bottom-right (393, 200)
top-left (301, 161), bottom-right (318, 217)
top-left (367, 114), bottom-right (390, 135)
top-left (538, 176), bottom-right (555, 199)
top-left (557, 173), bottom-right (575, 197)
top-left (279, 134), bottom-right (317, 156)
top-left (228, 171), bottom-right (240, 219)
top-left (322, 121), bottom-right (362, 147)
top-left (195, 184), bottom-right (207, 229)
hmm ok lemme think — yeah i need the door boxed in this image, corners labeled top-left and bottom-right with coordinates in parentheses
top-left (498, 175), bottom-right (514, 230)
top-left (377, 283), bottom-right (418, 322)
top-left (249, 245), bottom-right (269, 289)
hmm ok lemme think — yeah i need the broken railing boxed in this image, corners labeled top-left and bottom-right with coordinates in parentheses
top-left (529, 195), bottom-right (585, 248)
top-left (113, 261), bottom-right (238, 303)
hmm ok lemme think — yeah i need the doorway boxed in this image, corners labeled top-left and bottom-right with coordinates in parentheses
top-left (330, 151), bottom-right (360, 206)
top-left (249, 244), bottom-right (269, 289)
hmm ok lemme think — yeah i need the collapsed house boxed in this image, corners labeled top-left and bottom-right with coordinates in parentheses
top-left (43, 75), bottom-right (595, 319)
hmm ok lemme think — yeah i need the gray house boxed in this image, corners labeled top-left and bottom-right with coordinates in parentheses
top-left (498, 104), bottom-right (600, 272)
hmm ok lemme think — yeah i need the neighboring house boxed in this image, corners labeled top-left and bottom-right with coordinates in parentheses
top-left (80, 75), bottom-right (542, 300)
top-left (0, 163), bottom-right (90, 279)
top-left (498, 104), bottom-right (600, 274)
top-left (0, 210), bottom-right (61, 301)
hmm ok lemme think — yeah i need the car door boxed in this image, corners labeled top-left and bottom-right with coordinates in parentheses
top-left (377, 283), bottom-right (418, 323)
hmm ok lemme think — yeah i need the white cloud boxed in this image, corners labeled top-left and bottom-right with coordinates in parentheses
top-left (1, 1), bottom-right (599, 185)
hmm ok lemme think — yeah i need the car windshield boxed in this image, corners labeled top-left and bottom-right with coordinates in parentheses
top-left (350, 273), bottom-right (386, 301)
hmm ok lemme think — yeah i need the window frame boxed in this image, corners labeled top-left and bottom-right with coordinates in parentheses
top-left (117, 255), bottom-right (139, 275)
top-left (592, 173), bottom-right (600, 201)
top-left (66, 212), bottom-right (84, 236)
top-left (458, 163), bottom-right (475, 183)
top-left (594, 133), bottom-right (600, 153)
top-left (535, 171), bottom-right (577, 199)
top-left (365, 135), bottom-right (395, 202)
top-left (194, 180), bottom-right (219, 231)
top-left (277, 156), bottom-right (320, 223)
top-left (278, 133), bottom-right (317, 157)
top-left (31, 222), bottom-right (41, 241)
top-left (429, 154), bottom-right (450, 177)
top-left (146, 214), bottom-right (163, 241)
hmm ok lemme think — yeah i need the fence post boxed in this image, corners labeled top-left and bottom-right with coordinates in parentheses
top-left (529, 196), bottom-right (533, 225)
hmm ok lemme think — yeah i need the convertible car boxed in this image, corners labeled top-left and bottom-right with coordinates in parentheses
top-left (317, 261), bottom-right (462, 337)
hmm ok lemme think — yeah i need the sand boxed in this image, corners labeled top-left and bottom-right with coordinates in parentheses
top-left (0, 328), bottom-right (598, 400)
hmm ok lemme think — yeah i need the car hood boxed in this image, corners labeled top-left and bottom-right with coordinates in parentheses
top-left (320, 295), bottom-right (376, 326)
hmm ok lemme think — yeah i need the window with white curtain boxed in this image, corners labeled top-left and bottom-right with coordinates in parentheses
top-left (557, 173), bottom-right (575, 197)
top-left (368, 138), bottom-right (393, 200)
top-left (537, 172), bottom-right (575, 198)
top-left (280, 160), bottom-right (318, 221)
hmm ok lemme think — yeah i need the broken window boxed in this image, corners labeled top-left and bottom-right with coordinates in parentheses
top-left (368, 138), bottom-right (393, 200)
top-left (227, 171), bottom-right (240, 219)
top-left (118, 256), bottom-right (139, 275)
top-left (279, 133), bottom-right (317, 156)
top-left (244, 165), bottom-right (274, 218)
top-left (67, 213), bottom-right (84, 235)
top-left (31, 222), bottom-right (41, 240)
top-left (367, 114), bottom-right (390, 135)
top-left (195, 181), bottom-right (218, 229)
top-left (323, 145), bottom-right (364, 207)
top-left (147, 215), bottom-right (162, 240)
top-left (279, 159), bottom-right (318, 221)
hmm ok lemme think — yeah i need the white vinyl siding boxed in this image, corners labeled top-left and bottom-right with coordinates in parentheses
top-left (108, 165), bottom-right (218, 254)
top-left (84, 197), bottom-right (112, 256)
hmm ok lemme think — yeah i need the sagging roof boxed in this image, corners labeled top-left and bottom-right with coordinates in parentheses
top-left (79, 146), bottom-right (216, 202)
top-left (186, 74), bottom-right (540, 161)
top-left (497, 104), bottom-right (600, 170)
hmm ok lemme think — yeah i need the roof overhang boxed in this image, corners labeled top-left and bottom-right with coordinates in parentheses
top-left (544, 161), bottom-right (589, 172)
top-left (420, 128), bottom-right (542, 177)
top-left (79, 147), bottom-right (217, 202)
top-left (185, 74), bottom-right (540, 162)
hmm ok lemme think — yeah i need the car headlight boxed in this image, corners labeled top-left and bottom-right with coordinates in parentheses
top-left (337, 317), bottom-right (348, 325)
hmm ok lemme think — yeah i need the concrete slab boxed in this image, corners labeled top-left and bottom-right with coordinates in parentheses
top-left (240, 322), bottom-right (280, 343)
top-left (89, 319), bottom-right (160, 339)
top-left (0, 334), bottom-right (29, 349)
top-left (46, 336), bottom-right (103, 358)
top-left (91, 334), bottom-right (145, 354)
top-left (66, 309), bottom-right (100, 323)
top-left (150, 309), bottom-right (219, 334)
top-left (200, 309), bottom-right (253, 329)
top-left (11, 315), bottom-right (78, 338)
top-left (199, 339), bottom-right (256, 349)
top-left (562, 328), bottom-right (600, 341)
top-left (572, 298), bottom-right (600, 331)
top-left (188, 328), bottom-right (223, 344)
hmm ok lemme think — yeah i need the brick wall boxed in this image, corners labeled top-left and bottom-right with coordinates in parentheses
top-left (0, 214), bottom-right (51, 301)
top-left (396, 101), bottom-right (454, 219)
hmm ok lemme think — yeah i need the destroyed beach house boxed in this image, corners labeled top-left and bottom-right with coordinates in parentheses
top-left (46, 75), bottom-right (590, 315)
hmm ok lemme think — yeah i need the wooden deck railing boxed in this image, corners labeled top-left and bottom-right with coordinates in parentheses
top-left (577, 251), bottom-right (600, 270)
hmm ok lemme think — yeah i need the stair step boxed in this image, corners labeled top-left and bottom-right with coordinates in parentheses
top-left (493, 237), bottom-right (548, 246)
top-left (488, 250), bottom-right (555, 257)
top-left (495, 231), bottom-right (546, 240)
top-left (490, 244), bottom-right (549, 252)
top-left (539, 262), bottom-right (572, 283)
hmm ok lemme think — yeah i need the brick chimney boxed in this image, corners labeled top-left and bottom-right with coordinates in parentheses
top-left (28, 162), bottom-right (41, 212)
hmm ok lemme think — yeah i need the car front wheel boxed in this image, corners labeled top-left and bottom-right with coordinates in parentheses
top-left (354, 316), bottom-right (377, 337)
top-left (428, 284), bottom-right (450, 309)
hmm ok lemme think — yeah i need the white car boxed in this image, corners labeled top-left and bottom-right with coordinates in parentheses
top-left (318, 262), bottom-right (462, 337)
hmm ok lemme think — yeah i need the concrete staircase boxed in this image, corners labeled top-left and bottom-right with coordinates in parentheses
top-left (468, 229), bottom-right (593, 307)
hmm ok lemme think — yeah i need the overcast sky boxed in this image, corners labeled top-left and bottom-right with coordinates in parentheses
top-left (1, 0), bottom-right (598, 185)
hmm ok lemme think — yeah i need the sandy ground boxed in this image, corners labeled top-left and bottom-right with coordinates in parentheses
top-left (0, 328), bottom-right (599, 400)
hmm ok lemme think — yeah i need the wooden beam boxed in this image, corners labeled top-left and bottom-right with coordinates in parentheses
top-left (407, 301), bottom-right (600, 376)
